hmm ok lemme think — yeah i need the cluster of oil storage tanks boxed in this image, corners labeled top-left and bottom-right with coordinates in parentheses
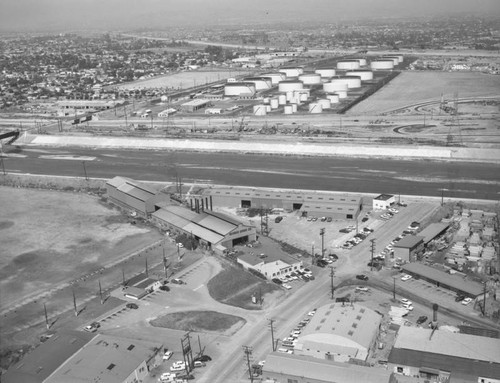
top-left (224, 55), bottom-right (403, 115)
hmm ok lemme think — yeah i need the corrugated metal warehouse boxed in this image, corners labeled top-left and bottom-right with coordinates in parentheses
top-left (195, 187), bottom-right (362, 220)
top-left (106, 176), bottom-right (169, 217)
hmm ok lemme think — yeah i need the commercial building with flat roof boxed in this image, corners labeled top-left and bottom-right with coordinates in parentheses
top-left (45, 334), bottom-right (163, 383)
top-left (180, 99), bottom-right (211, 112)
top-left (401, 263), bottom-right (483, 298)
top-left (106, 176), bottom-right (169, 217)
top-left (2, 331), bottom-right (94, 383)
top-left (196, 187), bottom-right (362, 220)
top-left (373, 194), bottom-right (395, 210)
top-left (262, 352), bottom-right (392, 383)
top-left (393, 235), bottom-right (424, 262)
top-left (294, 303), bottom-right (382, 362)
top-left (388, 326), bottom-right (500, 383)
top-left (237, 252), bottom-right (302, 280)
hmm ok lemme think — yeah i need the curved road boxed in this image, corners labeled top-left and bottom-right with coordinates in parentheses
top-left (2, 145), bottom-right (499, 200)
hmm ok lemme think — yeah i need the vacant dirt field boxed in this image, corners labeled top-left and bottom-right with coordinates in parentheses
top-left (347, 71), bottom-right (500, 115)
top-left (0, 186), bottom-right (162, 311)
top-left (116, 69), bottom-right (252, 90)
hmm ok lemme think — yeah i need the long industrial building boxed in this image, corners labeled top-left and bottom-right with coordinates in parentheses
top-left (194, 187), bottom-right (363, 220)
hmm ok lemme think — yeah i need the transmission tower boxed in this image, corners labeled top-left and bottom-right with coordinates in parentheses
top-left (260, 208), bottom-right (269, 236)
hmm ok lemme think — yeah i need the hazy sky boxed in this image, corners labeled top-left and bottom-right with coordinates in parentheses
top-left (0, 0), bottom-right (499, 32)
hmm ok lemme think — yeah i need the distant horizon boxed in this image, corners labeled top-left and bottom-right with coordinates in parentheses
top-left (0, 0), bottom-right (499, 33)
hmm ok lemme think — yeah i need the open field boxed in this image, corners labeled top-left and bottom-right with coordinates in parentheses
top-left (0, 186), bottom-right (162, 311)
top-left (347, 71), bottom-right (500, 115)
top-left (115, 69), bottom-right (253, 90)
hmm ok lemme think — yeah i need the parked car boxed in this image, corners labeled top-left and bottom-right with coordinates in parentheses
top-left (356, 274), bottom-right (369, 281)
top-left (159, 372), bottom-right (176, 382)
top-left (455, 294), bottom-right (465, 302)
top-left (163, 350), bottom-right (173, 360)
top-left (159, 285), bottom-right (170, 291)
top-left (272, 278), bottom-right (283, 285)
top-left (274, 216), bottom-right (283, 223)
top-left (361, 217), bottom-right (369, 222)
top-left (84, 322), bottom-right (100, 332)
top-left (194, 355), bottom-right (212, 362)
top-left (326, 217), bottom-right (333, 222)
top-left (355, 286), bottom-right (369, 292)
top-left (126, 302), bottom-right (138, 309)
top-left (171, 278), bottom-right (184, 285)
top-left (416, 316), bottom-right (428, 325)
top-left (282, 284), bottom-right (292, 290)
top-left (401, 274), bottom-right (412, 281)
top-left (461, 297), bottom-right (473, 305)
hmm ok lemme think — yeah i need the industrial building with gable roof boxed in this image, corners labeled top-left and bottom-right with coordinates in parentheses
top-left (293, 303), bottom-right (382, 362)
top-left (194, 187), bottom-right (363, 220)
top-left (388, 326), bottom-right (500, 383)
top-left (237, 252), bottom-right (302, 280)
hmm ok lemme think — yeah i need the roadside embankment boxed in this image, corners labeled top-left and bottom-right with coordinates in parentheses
top-left (21, 134), bottom-right (500, 163)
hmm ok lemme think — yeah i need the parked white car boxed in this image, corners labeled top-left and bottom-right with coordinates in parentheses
top-left (461, 297), bottom-right (473, 305)
top-left (282, 284), bottom-right (292, 290)
top-left (401, 274), bottom-right (412, 281)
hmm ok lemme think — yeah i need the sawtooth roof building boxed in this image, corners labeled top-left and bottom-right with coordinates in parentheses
top-left (388, 326), bottom-right (500, 383)
top-left (195, 187), bottom-right (363, 220)
top-left (294, 303), bottom-right (382, 362)
top-left (106, 176), bottom-right (169, 217)
top-left (151, 204), bottom-right (256, 253)
top-left (262, 352), bottom-right (393, 383)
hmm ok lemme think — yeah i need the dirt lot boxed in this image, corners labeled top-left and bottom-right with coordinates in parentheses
top-left (347, 71), bottom-right (500, 115)
top-left (0, 186), bottom-right (162, 311)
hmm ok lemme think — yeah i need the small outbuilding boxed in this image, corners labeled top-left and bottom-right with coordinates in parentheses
top-left (393, 235), bottom-right (424, 262)
top-left (372, 194), bottom-right (395, 210)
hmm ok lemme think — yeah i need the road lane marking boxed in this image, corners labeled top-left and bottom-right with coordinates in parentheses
top-left (193, 284), bottom-right (204, 291)
top-left (39, 155), bottom-right (96, 161)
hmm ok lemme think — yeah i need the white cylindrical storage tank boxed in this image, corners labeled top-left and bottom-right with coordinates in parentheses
top-left (371, 60), bottom-right (394, 70)
top-left (381, 57), bottom-right (399, 66)
top-left (335, 90), bottom-right (347, 99)
top-left (299, 93), bottom-right (308, 102)
top-left (253, 105), bottom-right (267, 116)
top-left (261, 73), bottom-right (286, 85)
top-left (284, 105), bottom-right (294, 114)
top-left (327, 94), bottom-right (340, 103)
top-left (342, 76), bottom-right (361, 89)
top-left (278, 95), bottom-right (287, 105)
top-left (278, 67), bottom-right (303, 78)
top-left (286, 91), bottom-right (293, 101)
top-left (323, 81), bottom-right (348, 93)
top-left (315, 68), bottom-right (336, 78)
top-left (224, 82), bottom-right (256, 97)
top-left (392, 55), bottom-right (404, 63)
top-left (243, 77), bottom-right (272, 90)
top-left (346, 70), bottom-right (374, 81)
top-left (337, 60), bottom-right (361, 70)
top-left (298, 73), bottom-right (322, 85)
top-left (278, 80), bottom-right (304, 92)
top-left (265, 105), bottom-right (271, 112)
top-left (309, 103), bottom-right (323, 114)
top-left (270, 98), bottom-right (279, 109)
top-left (292, 104), bottom-right (298, 113)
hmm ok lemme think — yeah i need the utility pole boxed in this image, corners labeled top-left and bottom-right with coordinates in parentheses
top-left (82, 161), bottom-right (88, 181)
top-left (393, 277), bottom-right (396, 300)
top-left (99, 279), bottom-right (103, 304)
top-left (482, 282), bottom-right (487, 316)
top-left (163, 247), bottom-right (168, 280)
top-left (0, 158), bottom-right (6, 175)
top-left (267, 319), bottom-right (276, 351)
top-left (145, 256), bottom-right (148, 277)
top-left (320, 228), bottom-right (325, 258)
top-left (44, 303), bottom-right (49, 330)
top-left (122, 269), bottom-right (126, 286)
top-left (242, 346), bottom-right (254, 382)
top-left (370, 238), bottom-right (376, 272)
top-left (311, 244), bottom-right (315, 265)
top-left (72, 288), bottom-right (78, 317)
top-left (329, 266), bottom-right (335, 299)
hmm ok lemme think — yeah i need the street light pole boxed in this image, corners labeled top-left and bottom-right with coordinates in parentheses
top-left (320, 228), bottom-right (325, 258)
top-left (370, 238), bottom-right (376, 272)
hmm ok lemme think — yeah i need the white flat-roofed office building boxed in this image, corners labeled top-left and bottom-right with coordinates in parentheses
top-left (294, 303), bottom-right (382, 362)
top-left (237, 252), bottom-right (302, 280)
top-left (372, 194), bottom-right (395, 210)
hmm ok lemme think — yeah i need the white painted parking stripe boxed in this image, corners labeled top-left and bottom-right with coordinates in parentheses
top-left (193, 284), bottom-right (204, 291)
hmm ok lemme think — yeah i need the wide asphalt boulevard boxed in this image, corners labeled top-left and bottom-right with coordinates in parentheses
top-left (2, 145), bottom-right (499, 200)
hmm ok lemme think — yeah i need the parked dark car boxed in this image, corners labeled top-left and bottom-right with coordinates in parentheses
top-left (272, 278), bottom-right (283, 285)
top-left (361, 217), bottom-right (369, 222)
top-left (317, 260), bottom-right (328, 267)
top-left (126, 303), bottom-right (138, 309)
top-left (194, 355), bottom-right (212, 362)
top-left (159, 285), bottom-right (170, 291)
top-left (367, 261), bottom-right (380, 267)
top-left (275, 216), bottom-right (283, 223)
top-left (455, 294), bottom-right (466, 302)
top-left (417, 316), bottom-right (428, 325)
top-left (356, 274), bottom-right (369, 281)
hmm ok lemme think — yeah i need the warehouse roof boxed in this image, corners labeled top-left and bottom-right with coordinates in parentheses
top-left (45, 334), bottom-right (162, 383)
top-left (2, 331), bottom-right (94, 383)
top-left (107, 176), bottom-right (158, 202)
top-left (183, 222), bottom-right (225, 244)
top-left (401, 263), bottom-right (483, 296)
top-left (417, 222), bottom-right (450, 244)
top-left (195, 214), bottom-right (236, 235)
top-left (181, 99), bottom-right (210, 107)
top-left (394, 235), bottom-right (424, 249)
top-left (298, 303), bottom-right (381, 352)
top-left (263, 353), bottom-right (391, 383)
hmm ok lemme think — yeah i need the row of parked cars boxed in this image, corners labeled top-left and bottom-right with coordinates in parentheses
top-left (341, 227), bottom-right (374, 250)
top-left (278, 309), bottom-right (317, 354)
top-left (272, 268), bottom-right (314, 288)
